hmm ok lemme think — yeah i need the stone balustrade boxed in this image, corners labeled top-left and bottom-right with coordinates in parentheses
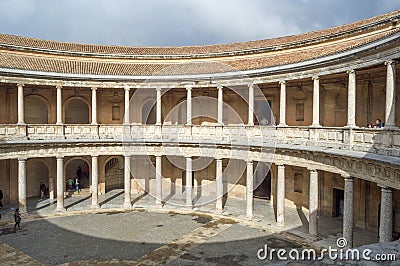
top-left (0, 124), bottom-right (399, 157)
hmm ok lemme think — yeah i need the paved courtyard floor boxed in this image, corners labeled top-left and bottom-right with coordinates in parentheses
top-left (0, 190), bottom-right (383, 265)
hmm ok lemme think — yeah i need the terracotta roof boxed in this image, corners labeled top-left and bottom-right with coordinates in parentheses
top-left (0, 10), bottom-right (398, 77)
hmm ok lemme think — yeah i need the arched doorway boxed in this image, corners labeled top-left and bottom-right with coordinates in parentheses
top-left (105, 157), bottom-right (124, 192)
top-left (27, 159), bottom-right (49, 198)
top-left (64, 98), bottom-right (90, 124)
top-left (25, 95), bottom-right (49, 124)
top-left (65, 158), bottom-right (90, 191)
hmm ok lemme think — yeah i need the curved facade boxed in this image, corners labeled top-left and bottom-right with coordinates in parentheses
top-left (1, 11), bottom-right (400, 246)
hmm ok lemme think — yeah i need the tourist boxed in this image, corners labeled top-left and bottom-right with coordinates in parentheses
top-left (67, 177), bottom-right (74, 191)
top-left (75, 177), bottom-right (80, 192)
top-left (13, 208), bottom-right (21, 231)
top-left (39, 182), bottom-right (47, 198)
top-left (76, 166), bottom-right (82, 179)
top-left (375, 119), bottom-right (384, 128)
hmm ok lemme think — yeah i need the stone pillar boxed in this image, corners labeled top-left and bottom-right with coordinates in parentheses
top-left (17, 84), bottom-right (24, 124)
top-left (346, 70), bottom-right (356, 127)
top-left (91, 156), bottom-right (100, 208)
top-left (312, 77), bottom-right (320, 127)
top-left (217, 86), bottom-right (223, 125)
top-left (379, 186), bottom-right (393, 242)
top-left (343, 176), bottom-right (354, 248)
top-left (18, 158), bottom-right (27, 213)
top-left (279, 81), bottom-right (287, 126)
top-left (124, 155), bottom-right (131, 208)
top-left (56, 157), bottom-right (65, 211)
top-left (385, 61), bottom-right (396, 128)
top-left (49, 177), bottom-right (54, 204)
top-left (216, 159), bottom-right (223, 212)
top-left (56, 85), bottom-right (63, 125)
top-left (309, 169), bottom-right (319, 237)
top-left (91, 87), bottom-right (97, 125)
top-left (246, 161), bottom-right (254, 219)
top-left (156, 87), bottom-right (162, 125)
top-left (186, 157), bottom-right (193, 207)
top-left (186, 86), bottom-right (192, 125)
top-left (155, 155), bottom-right (162, 205)
top-left (124, 86), bottom-right (130, 125)
top-left (277, 164), bottom-right (285, 226)
top-left (248, 84), bottom-right (254, 126)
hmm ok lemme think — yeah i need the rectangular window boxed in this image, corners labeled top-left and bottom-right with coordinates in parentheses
top-left (296, 102), bottom-right (304, 121)
top-left (112, 104), bottom-right (120, 120)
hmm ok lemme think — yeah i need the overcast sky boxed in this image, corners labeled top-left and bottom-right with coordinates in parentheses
top-left (0, 0), bottom-right (399, 47)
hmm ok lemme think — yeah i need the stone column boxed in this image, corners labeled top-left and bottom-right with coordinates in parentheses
top-left (56, 157), bottom-right (65, 211)
top-left (343, 176), bottom-right (354, 248)
top-left (17, 84), bottom-right (24, 124)
top-left (155, 155), bottom-right (162, 205)
top-left (385, 61), bottom-right (396, 128)
top-left (56, 85), bottom-right (63, 125)
top-left (279, 81), bottom-right (287, 126)
top-left (91, 87), bottom-right (97, 125)
top-left (246, 161), bottom-right (254, 219)
top-left (309, 169), bottom-right (319, 237)
top-left (277, 164), bottom-right (285, 226)
top-left (216, 159), bottom-right (223, 212)
top-left (312, 77), bottom-right (320, 127)
top-left (91, 156), bottom-right (100, 208)
top-left (248, 84), bottom-right (254, 126)
top-left (18, 158), bottom-right (27, 213)
top-left (217, 86), bottom-right (223, 125)
top-left (156, 87), bottom-right (162, 125)
top-left (186, 157), bottom-right (193, 207)
top-left (49, 177), bottom-right (54, 204)
top-left (346, 70), bottom-right (356, 127)
top-left (379, 186), bottom-right (393, 242)
top-left (124, 86), bottom-right (130, 125)
top-left (186, 86), bottom-right (192, 125)
top-left (124, 155), bottom-right (131, 208)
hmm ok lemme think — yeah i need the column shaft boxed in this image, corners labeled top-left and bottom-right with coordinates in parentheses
top-left (248, 84), bottom-right (254, 126)
top-left (186, 157), bottom-right (192, 207)
top-left (156, 88), bottom-right (162, 125)
top-left (124, 86), bottom-right (130, 125)
top-left (216, 159), bottom-right (223, 212)
top-left (379, 187), bottom-right (393, 242)
top-left (18, 158), bottom-right (27, 213)
top-left (312, 77), bottom-right (320, 127)
top-left (91, 156), bottom-right (99, 208)
top-left (246, 161), bottom-right (254, 218)
top-left (124, 156), bottom-right (131, 208)
top-left (217, 86), bottom-right (223, 125)
top-left (56, 157), bottom-right (65, 211)
top-left (343, 176), bottom-right (354, 248)
top-left (91, 87), bottom-right (97, 125)
top-left (49, 177), bottom-right (54, 203)
top-left (309, 170), bottom-right (318, 237)
top-left (17, 84), bottom-right (24, 124)
top-left (279, 81), bottom-right (286, 126)
top-left (156, 156), bottom-right (162, 205)
top-left (186, 86), bottom-right (192, 125)
top-left (277, 165), bottom-right (285, 225)
top-left (347, 70), bottom-right (356, 127)
top-left (56, 85), bottom-right (63, 124)
top-left (385, 61), bottom-right (396, 128)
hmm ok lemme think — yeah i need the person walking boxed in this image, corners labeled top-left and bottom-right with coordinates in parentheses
top-left (39, 182), bottom-right (47, 198)
top-left (75, 177), bottom-right (80, 193)
top-left (13, 208), bottom-right (21, 231)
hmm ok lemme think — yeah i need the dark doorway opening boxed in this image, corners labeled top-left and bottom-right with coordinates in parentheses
top-left (181, 171), bottom-right (195, 193)
top-left (254, 169), bottom-right (271, 200)
top-left (333, 188), bottom-right (344, 217)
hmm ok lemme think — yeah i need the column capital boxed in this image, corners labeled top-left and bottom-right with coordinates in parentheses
top-left (277, 164), bottom-right (285, 169)
top-left (155, 87), bottom-right (162, 92)
top-left (18, 157), bottom-right (27, 162)
top-left (91, 155), bottom-right (99, 158)
top-left (378, 185), bottom-right (393, 191)
top-left (185, 85), bottom-right (193, 91)
top-left (215, 157), bottom-right (223, 161)
top-left (312, 76), bottom-right (320, 81)
top-left (247, 83), bottom-right (255, 88)
top-left (385, 60), bottom-right (396, 66)
top-left (185, 156), bottom-right (192, 159)
top-left (279, 80), bottom-right (286, 86)
top-left (308, 168), bottom-right (318, 173)
top-left (347, 69), bottom-right (355, 74)
top-left (17, 83), bottom-right (24, 88)
top-left (91, 87), bottom-right (98, 91)
top-left (246, 160), bottom-right (253, 165)
top-left (124, 85), bottom-right (130, 91)
top-left (342, 175), bottom-right (354, 181)
top-left (56, 84), bottom-right (63, 89)
top-left (56, 156), bottom-right (64, 160)
top-left (217, 85), bottom-right (223, 90)
top-left (154, 154), bottom-right (162, 158)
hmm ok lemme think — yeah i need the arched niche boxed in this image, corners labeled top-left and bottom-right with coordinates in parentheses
top-left (64, 97), bottom-right (90, 124)
top-left (24, 95), bottom-right (49, 124)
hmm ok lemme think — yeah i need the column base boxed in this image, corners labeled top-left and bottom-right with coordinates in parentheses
top-left (245, 213), bottom-right (254, 220)
top-left (277, 221), bottom-right (285, 227)
top-left (56, 207), bottom-right (66, 212)
top-left (215, 208), bottom-right (224, 214)
top-left (310, 124), bottom-right (321, 128)
top-left (123, 202), bottom-right (132, 209)
top-left (91, 204), bottom-right (100, 209)
top-left (278, 123), bottom-right (287, 127)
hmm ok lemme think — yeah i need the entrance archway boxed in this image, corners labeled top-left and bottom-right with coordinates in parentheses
top-left (27, 159), bottom-right (49, 198)
top-left (65, 158), bottom-right (90, 191)
top-left (25, 95), bottom-right (49, 124)
top-left (105, 157), bottom-right (124, 192)
top-left (64, 97), bottom-right (90, 124)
